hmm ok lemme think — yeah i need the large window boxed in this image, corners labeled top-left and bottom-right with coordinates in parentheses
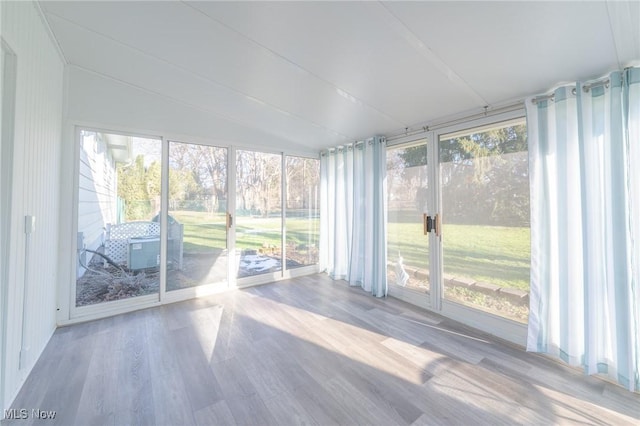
top-left (76, 131), bottom-right (161, 307)
top-left (439, 119), bottom-right (530, 322)
top-left (285, 156), bottom-right (320, 269)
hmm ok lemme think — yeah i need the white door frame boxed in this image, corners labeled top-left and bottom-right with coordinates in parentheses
top-left (385, 136), bottom-right (434, 311)
top-left (0, 38), bottom-right (17, 415)
top-left (160, 139), bottom-right (234, 304)
top-left (433, 110), bottom-right (528, 345)
top-left (227, 146), bottom-right (237, 289)
top-left (386, 110), bottom-right (528, 346)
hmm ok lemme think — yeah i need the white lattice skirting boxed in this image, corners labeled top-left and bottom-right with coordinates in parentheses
top-left (105, 221), bottom-right (183, 270)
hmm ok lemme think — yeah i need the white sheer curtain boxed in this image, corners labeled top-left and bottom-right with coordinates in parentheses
top-left (320, 136), bottom-right (387, 297)
top-left (526, 68), bottom-right (640, 391)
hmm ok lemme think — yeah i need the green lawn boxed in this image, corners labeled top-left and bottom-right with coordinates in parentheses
top-left (388, 220), bottom-right (530, 291)
top-left (170, 211), bottom-right (319, 253)
top-left (442, 224), bottom-right (530, 290)
top-left (171, 210), bottom-right (530, 291)
top-left (170, 211), bottom-right (227, 253)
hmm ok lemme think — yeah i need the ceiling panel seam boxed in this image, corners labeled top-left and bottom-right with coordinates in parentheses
top-left (181, 0), bottom-right (407, 127)
top-left (68, 64), bottom-right (328, 148)
top-left (35, 1), bottom-right (68, 64)
top-left (605, 0), bottom-right (640, 69)
top-left (376, 1), bottom-right (489, 108)
top-left (606, 1), bottom-right (623, 69)
top-left (42, 10), bottom-right (354, 143)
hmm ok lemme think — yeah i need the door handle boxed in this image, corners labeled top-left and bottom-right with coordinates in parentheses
top-left (226, 212), bottom-right (233, 229)
top-left (423, 213), bottom-right (440, 237)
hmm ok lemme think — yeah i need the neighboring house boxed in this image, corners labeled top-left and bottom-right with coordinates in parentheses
top-left (77, 132), bottom-right (130, 276)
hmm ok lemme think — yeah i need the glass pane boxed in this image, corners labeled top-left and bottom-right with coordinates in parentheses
top-left (236, 150), bottom-right (282, 278)
top-left (167, 142), bottom-right (228, 291)
top-left (440, 121), bottom-right (530, 322)
top-left (285, 156), bottom-right (320, 268)
top-left (386, 142), bottom-right (430, 293)
top-left (76, 131), bottom-right (161, 306)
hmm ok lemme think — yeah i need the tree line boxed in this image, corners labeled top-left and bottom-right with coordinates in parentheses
top-left (117, 146), bottom-right (319, 220)
top-left (391, 124), bottom-right (529, 227)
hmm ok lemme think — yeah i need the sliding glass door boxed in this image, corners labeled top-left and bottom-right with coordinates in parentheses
top-left (285, 156), bottom-right (320, 269)
top-left (235, 150), bottom-right (282, 279)
top-left (73, 129), bottom-right (320, 318)
top-left (439, 119), bottom-right (530, 323)
top-left (166, 141), bottom-right (229, 292)
top-left (386, 115), bottom-right (530, 338)
top-left (386, 141), bottom-right (431, 297)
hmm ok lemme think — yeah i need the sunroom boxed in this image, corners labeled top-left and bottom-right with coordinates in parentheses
top-left (1, 1), bottom-right (639, 423)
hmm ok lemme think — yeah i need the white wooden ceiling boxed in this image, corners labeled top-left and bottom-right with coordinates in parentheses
top-left (41, 1), bottom-right (640, 152)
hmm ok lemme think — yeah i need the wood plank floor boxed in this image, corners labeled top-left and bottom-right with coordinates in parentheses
top-left (4, 274), bottom-right (639, 425)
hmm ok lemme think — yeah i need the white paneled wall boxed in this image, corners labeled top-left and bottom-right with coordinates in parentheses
top-left (0, 40), bottom-right (16, 420)
top-left (0, 1), bottom-right (64, 412)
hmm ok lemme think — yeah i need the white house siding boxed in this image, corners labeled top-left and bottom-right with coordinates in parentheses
top-left (77, 132), bottom-right (117, 272)
top-left (0, 1), bottom-right (64, 412)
